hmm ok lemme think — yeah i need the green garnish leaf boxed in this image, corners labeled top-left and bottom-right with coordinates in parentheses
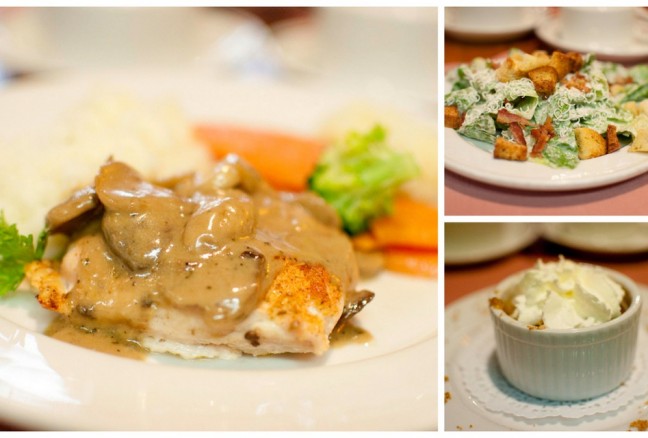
top-left (308, 125), bottom-right (419, 235)
top-left (0, 212), bottom-right (47, 296)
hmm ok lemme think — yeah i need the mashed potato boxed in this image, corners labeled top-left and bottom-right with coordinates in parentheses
top-left (318, 101), bottom-right (437, 205)
top-left (0, 89), bottom-right (211, 237)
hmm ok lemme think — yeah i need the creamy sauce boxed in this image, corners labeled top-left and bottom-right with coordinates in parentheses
top-left (46, 315), bottom-right (147, 360)
top-left (329, 322), bottom-right (373, 347)
top-left (47, 158), bottom-right (358, 345)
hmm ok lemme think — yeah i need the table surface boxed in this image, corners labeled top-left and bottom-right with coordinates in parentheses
top-left (445, 237), bottom-right (648, 306)
top-left (444, 31), bottom-right (648, 216)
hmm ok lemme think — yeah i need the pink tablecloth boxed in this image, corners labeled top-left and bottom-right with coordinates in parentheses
top-left (445, 169), bottom-right (648, 216)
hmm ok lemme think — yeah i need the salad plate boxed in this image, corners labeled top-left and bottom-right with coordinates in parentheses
top-left (535, 16), bottom-right (648, 64)
top-left (445, 287), bottom-right (648, 431)
top-left (0, 70), bottom-right (437, 430)
top-left (445, 128), bottom-right (648, 191)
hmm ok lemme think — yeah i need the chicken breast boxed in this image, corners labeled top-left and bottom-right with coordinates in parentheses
top-left (26, 157), bottom-right (369, 359)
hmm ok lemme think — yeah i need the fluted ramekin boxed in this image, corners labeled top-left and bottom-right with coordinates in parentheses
top-left (489, 266), bottom-right (642, 401)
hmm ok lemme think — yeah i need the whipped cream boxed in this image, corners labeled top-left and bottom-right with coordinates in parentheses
top-left (501, 257), bottom-right (625, 329)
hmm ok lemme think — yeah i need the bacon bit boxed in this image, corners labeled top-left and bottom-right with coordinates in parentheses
top-left (530, 116), bottom-right (556, 158)
top-left (496, 108), bottom-right (534, 127)
top-left (607, 124), bottom-right (621, 154)
top-left (530, 128), bottom-right (550, 158)
top-left (542, 116), bottom-right (555, 137)
top-left (509, 122), bottom-right (527, 146)
top-left (562, 73), bottom-right (591, 93)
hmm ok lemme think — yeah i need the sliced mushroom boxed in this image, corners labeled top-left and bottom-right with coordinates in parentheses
top-left (46, 185), bottom-right (102, 234)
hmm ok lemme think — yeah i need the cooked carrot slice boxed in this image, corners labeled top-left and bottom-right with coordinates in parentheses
top-left (383, 248), bottom-right (437, 278)
top-left (369, 195), bottom-right (438, 250)
top-left (194, 124), bottom-right (325, 192)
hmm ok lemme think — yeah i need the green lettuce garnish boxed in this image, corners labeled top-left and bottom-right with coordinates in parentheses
top-left (308, 125), bottom-right (419, 235)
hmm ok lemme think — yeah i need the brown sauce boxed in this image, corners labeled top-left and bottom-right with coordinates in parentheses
top-left (46, 316), bottom-right (147, 360)
top-left (44, 157), bottom-right (359, 352)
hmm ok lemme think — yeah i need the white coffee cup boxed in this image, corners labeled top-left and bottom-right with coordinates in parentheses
top-left (559, 7), bottom-right (639, 48)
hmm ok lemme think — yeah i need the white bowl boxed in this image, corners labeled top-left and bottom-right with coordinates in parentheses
top-left (489, 266), bottom-right (642, 401)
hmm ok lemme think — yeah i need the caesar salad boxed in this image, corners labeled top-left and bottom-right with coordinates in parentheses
top-left (444, 49), bottom-right (648, 169)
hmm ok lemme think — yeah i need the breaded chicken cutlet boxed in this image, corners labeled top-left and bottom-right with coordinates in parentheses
top-left (26, 156), bottom-right (372, 359)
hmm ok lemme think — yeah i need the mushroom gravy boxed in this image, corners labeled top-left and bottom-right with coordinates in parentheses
top-left (45, 156), bottom-right (361, 350)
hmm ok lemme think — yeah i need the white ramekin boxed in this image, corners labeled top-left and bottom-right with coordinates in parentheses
top-left (489, 266), bottom-right (642, 401)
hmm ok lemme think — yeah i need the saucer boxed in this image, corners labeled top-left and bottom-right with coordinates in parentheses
top-left (445, 8), bottom-right (545, 43)
top-left (541, 223), bottom-right (648, 254)
top-left (445, 223), bottom-right (540, 266)
top-left (535, 15), bottom-right (648, 63)
top-left (445, 286), bottom-right (648, 430)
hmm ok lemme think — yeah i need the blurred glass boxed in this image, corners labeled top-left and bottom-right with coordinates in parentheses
top-left (0, 7), bottom-right (273, 75)
top-left (273, 7), bottom-right (437, 102)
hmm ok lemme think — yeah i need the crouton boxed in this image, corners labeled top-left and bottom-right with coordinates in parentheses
top-left (496, 52), bottom-right (550, 83)
top-left (514, 51), bottom-right (551, 74)
top-left (493, 136), bottom-right (527, 161)
top-left (496, 57), bottom-right (526, 83)
top-left (622, 101), bottom-right (639, 116)
top-left (531, 50), bottom-right (551, 64)
top-left (528, 66), bottom-right (558, 97)
top-left (575, 127), bottom-right (606, 159)
top-left (444, 105), bottom-right (463, 129)
top-left (639, 100), bottom-right (648, 116)
top-left (548, 51), bottom-right (574, 80)
top-left (565, 52), bottom-right (584, 72)
top-left (606, 125), bottom-right (621, 154)
top-left (629, 128), bottom-right (648, 152)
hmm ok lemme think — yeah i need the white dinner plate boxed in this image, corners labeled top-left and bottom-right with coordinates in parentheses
top-left (444, 128), bottom-right (648, 191)
top-left (0, 71), bottom-right (437, 431)
top-left (542, 223), bottom-right (648, 254)
top-left (535, 15), bottom-right (648, 63)
top-left (445, 286), bottom-right (648, 431)
top-left (445, 223), bottom-right (540, 265)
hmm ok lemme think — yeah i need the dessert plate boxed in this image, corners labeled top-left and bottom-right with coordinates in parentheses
top-left (0, 70), bottom-right (437, 430)
top-left (535, 15), bottom-right (648, 63)
top-left (445, 287), bottom-right (648, 431)
top-left (444, 128), bottom-right (648, 191)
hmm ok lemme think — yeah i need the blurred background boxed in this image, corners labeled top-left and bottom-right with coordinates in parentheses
top-left (445, 6), bottom-right (648, 65)
top-left (445, 222), bottom-right (648, 306)
top-left (0, 7), bottom-right (437, 104)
